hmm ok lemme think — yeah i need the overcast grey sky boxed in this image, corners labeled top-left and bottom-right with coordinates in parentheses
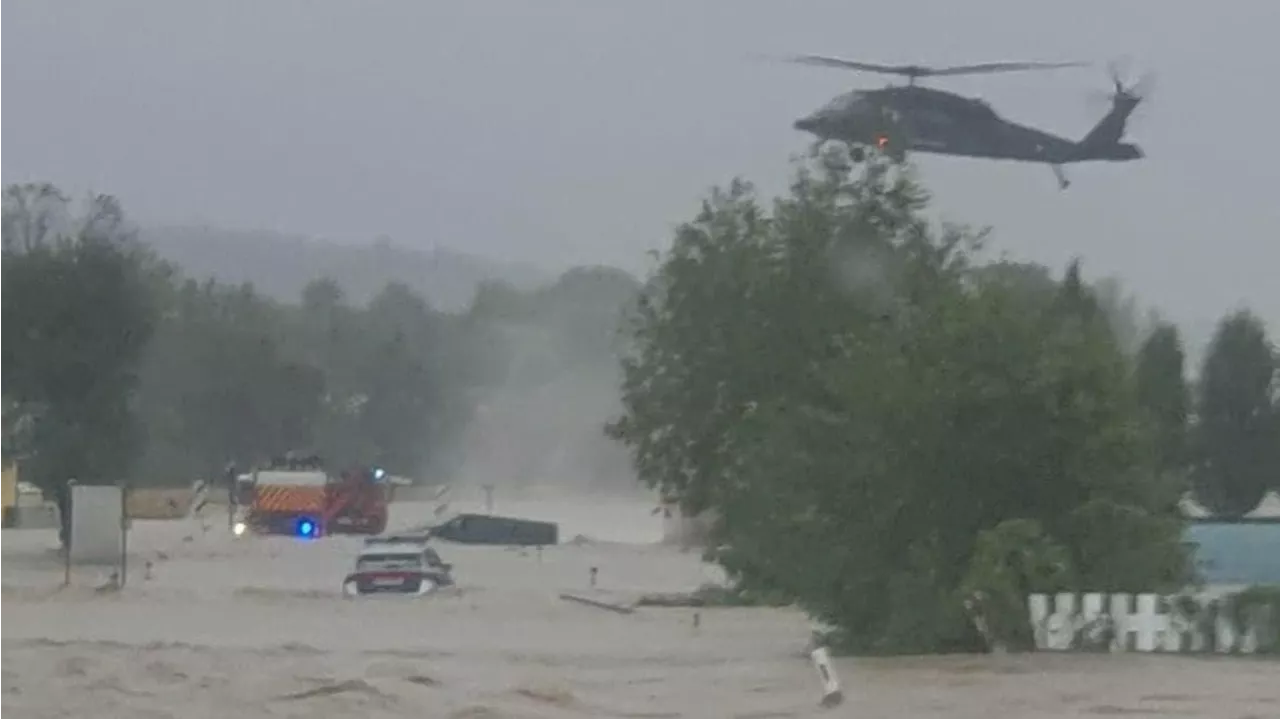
top-left (4, 0), bottom-right (1277, 351)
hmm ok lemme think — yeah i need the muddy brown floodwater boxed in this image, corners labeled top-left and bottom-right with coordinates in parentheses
top-left (4, 498), bottom-right (1276, 718)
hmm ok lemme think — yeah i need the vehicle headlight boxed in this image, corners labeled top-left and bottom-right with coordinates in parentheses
top-left (232, 521), bottom-right (247, 537)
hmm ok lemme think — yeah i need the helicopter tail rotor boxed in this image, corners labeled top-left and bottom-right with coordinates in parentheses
top-left (1086, 60), bottom-right (1155, 128)
top-left (1107, 58), bottom-right (1156, 104)
top-left (1076, 60), bottom-right (1154, 155)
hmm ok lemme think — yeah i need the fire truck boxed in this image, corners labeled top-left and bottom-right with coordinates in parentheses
top-left (238, 453), bottom-right (389, 538)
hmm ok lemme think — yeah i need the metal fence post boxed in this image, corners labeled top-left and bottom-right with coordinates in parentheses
top-left (119, 480), bottom-right (129, 588)
top-left (225, 462), bottom-right (237, 530)
top-left (63, 479), bottom-right (76, 587)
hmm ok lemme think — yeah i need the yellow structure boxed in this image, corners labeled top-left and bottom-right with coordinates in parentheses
top-left (0, 458), bottom-right (16, 509)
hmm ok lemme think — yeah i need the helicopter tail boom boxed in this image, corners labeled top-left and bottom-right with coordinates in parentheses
top-left (1077, 98), bottom-right (1140, 155)
top-left (1075, 67), bottom-right (1150, 160)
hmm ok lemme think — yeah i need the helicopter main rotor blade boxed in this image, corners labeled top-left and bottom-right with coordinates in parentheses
top-left (785, 55), bottom-right (920, 75)
top-left (784, 55), bottom-right (1087, 79)
top-left (925, 61), bottom-right (1088, 76)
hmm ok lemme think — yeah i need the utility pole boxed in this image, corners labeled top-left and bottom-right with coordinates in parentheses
top-left (63, 479), bottom-right (76, 587)
top-left (118, 479), bottom-right (129, 588)
top-left (224, 461), bottom-right (237, 530)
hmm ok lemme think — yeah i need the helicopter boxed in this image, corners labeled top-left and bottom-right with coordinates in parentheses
top-left (786, 56), bottom-right (1150, 189)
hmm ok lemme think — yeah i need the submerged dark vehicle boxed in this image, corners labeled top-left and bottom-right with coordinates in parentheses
top-left (428, 513), bottom-right (559, 547)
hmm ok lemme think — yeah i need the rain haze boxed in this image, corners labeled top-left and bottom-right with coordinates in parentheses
top-left (4, 0), bottom-right (1278, 352)
top-left (6, 4), bottom-right (1280, 717)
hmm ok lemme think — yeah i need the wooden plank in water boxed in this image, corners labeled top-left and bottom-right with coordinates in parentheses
top-left (558, 592), bottom-right (636, 615)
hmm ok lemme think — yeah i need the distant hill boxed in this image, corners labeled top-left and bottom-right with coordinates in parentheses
top-left (140, 225), bottom-right (552, 310)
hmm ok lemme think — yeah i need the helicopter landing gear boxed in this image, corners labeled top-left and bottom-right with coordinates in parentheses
top-left (1051, 164), bottom-right (1071, 190)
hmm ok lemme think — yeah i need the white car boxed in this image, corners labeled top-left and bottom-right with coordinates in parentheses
top-left (342, 534), bottom-right (454, 597)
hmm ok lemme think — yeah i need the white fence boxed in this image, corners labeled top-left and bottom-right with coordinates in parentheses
top-left (1028, 591), bottom-right (1274, 655)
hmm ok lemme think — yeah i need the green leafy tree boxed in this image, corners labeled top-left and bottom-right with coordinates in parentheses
top-left (134, 278), bottom-right (326, 483)
top-left (1134, 322), bottom-right (1190, 481)
top-left (606, 176), bottom-right (785, 514)
top-left (293, 278), bottom-right (374, 466)
top-left (1191, 310), bottom-right (1277, 516)
top-left (960, 519), bottom-right (1074, 648)
top-left (2, 184), bottom-right (160, 541)
top-left (1091, 275), bottom-right (1158, 356)
top-left (132, 272), bottom-right (475, 484)
top-left (357, 283), bottom-right (445, 475)
top-left (608, 150), bottom-right (1189, 653)
top-left (4, 184), bottom-right (632, 494)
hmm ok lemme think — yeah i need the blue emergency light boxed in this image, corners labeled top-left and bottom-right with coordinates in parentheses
top-left (295, 517), bottom-right (318, 539)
